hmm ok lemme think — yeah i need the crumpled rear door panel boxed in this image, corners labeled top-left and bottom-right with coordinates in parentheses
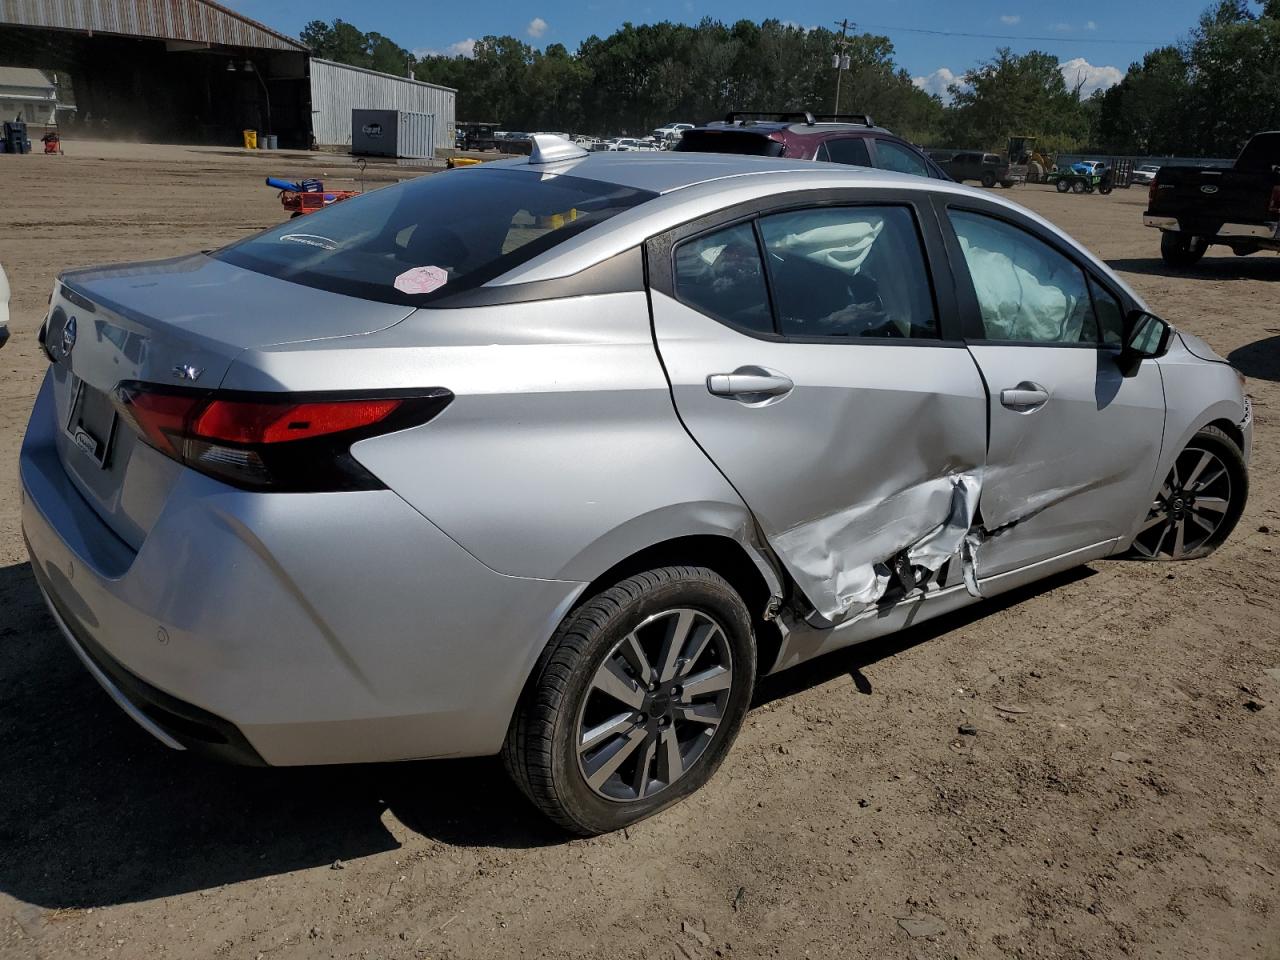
top-left (650, 291), bottom-right (988, 625)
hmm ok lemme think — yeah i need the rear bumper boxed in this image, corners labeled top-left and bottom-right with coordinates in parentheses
top-left (32, 566), bottom-right (266, 764)
top-left (1143, 215), bottom-right (1280, 240)
top-left (20, 372), bottom-right (586, 765)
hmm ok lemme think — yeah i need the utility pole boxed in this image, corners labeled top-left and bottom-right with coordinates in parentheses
top-left (832, 19), bottom-right (853, 114)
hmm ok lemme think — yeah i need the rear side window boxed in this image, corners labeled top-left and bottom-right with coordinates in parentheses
top-left (818, 138), bottom-right (872, 167)
top-left (758, 206), bottom-right (938, 339)
top-left (215, 168), bottom-right (655, 306)
top-left (673, 223), bottom-right (773, 335)
top-left (875, 140), bottom-right (930, 178)
top-left (950, 210), bottom-right (1094, 343)
top-left (674, 130), bottom-right (785, 157)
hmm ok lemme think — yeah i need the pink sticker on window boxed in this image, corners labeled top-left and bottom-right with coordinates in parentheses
top-left (394, 265), bottom-right (449, 294)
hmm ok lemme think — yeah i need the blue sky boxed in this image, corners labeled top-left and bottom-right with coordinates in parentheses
top-left (236, 0), bottom-right (1215, 99)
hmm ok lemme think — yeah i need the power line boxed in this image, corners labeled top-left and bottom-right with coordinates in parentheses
top-left (860, 23), bottom-right (1170, 46)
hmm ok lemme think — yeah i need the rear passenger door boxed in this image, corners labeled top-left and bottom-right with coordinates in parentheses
top-left (936, 201), bottom-right (1166, 581)
top-left (646, 191), bottom-right (988, 624)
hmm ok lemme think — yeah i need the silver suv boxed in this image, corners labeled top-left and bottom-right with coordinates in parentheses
top-left (21, 138), bottom-right (1251, 834)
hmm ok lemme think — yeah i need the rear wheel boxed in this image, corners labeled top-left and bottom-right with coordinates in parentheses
top-left (504, 566), bottom-right (757, 835)
top-left (981, 171), bottom-right (997, 188)
top-left (1130, 426), bottom-right (1247, 560)
top-left (1056, 178), bottom-right (1071, 193)
top-left (999, 180), bottom-right (1015, 188)
top-left (1160, 231), bottom-right (1209, 268)
top-left (1071, 179), bottom-right (1086, 193)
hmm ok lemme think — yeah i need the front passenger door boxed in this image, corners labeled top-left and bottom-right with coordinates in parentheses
top-left (940, 205), bottom-right (1166, 581)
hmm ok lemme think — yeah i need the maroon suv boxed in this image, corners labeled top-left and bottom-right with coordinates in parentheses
top-left (674, 111), bottom-right (951, 180)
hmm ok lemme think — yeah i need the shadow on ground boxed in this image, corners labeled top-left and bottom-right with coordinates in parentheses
top-left (1227, 332), bottom-right (1280, 383)
top-left (1107, 254), bottom-right (1280, 281)
top-left (0, 557), bottom-right (1092, 909)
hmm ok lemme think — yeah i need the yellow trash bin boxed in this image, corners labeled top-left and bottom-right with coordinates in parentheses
top-left (242, 129), bottom-right (258, 150)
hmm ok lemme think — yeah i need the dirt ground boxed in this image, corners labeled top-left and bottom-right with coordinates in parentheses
top-left (1, 142), bottom-right (1278, 960)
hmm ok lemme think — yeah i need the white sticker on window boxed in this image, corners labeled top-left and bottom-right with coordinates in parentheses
top-left (394, 265), bottom-right (449, 294)
top-left (280, 233), bottom-right (337, 250)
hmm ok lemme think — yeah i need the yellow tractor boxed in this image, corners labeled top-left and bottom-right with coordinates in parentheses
top-left (1008, 136), bottom-right (1054, 183)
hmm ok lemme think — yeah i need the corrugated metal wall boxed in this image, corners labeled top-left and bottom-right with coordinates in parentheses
top-left (0, 0), bottom-right (306, 51)
top-left (310, 58), bottom-right (455, 152)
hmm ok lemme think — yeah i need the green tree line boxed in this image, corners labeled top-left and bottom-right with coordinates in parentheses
top-left (301, 1), bottom-right (1280, 158)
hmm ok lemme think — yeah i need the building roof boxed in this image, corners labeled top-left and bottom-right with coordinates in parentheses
top-left (311, 58), bottom-right (456, 94)
top-left (0, 66), bottom-right (54, 90)
top-left (0, 0), bottom-right (307, 52)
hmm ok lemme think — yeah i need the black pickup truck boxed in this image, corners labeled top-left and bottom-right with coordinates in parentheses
top-left (1144, 131), bottom-right (1280, 268)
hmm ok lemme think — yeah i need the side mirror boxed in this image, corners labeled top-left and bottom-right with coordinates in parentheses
top-left (1119, 310), bottom-right (1171, 375)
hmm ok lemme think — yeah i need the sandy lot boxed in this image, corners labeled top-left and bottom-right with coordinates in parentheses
top-left (1, 143), bottom-right (1277, 960)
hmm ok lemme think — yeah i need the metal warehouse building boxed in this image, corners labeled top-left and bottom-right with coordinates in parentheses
top-left (0, 0), bottom-right (455, 151)
top-left (311, 59), bottom-right (454, 152)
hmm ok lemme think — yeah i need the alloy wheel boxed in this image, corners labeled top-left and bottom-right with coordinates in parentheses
top-left (575, 608), bottom-right (734, 802)
top-left (1131, 445), bottom-right (1233, 559)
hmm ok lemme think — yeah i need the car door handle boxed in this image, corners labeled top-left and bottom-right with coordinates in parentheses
top-left (999, 382), bottom-right (1050, 411)
top-left (707, 372), bottom-right (794, 399)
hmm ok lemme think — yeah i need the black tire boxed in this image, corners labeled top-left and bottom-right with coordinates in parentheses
top-left (1098, 184), bottom-right (1113, 195)
top-left (1160, 231), bottom-right (1208, 269)
top-left (999, 180), bottom-right (1014, 188)
top-left (1056, 178), bottom-right (1070, 193)
top-left (980, 171), bottom-right (997, 188)
top-left (1071, 179), bottom-right (1086, 193)
top-left (1129, 425), bottom-right (1248, 561)
top-left (503, 566), bottom-right (757, 835)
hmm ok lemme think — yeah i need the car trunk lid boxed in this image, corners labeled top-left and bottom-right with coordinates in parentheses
top-left (44, 253), bottom-right (415, 550)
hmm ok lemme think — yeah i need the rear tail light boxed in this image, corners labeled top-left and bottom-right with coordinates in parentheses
top-left (113, 383), bottom-right (452, 491)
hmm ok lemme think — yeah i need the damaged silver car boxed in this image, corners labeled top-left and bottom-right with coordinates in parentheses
top-left (22, 137), bottom-right (1251, 835)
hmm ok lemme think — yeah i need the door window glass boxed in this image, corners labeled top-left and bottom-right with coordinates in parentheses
top-left (673, 223), bottom-right (773, 335)
top-left (758, 206), bottom-right (937, 339)
top-left (874, 139), bottom-right (930, 178)
top-left (821, 138), bottom-right (872, 167)
top-left (1090, 276), bottom-right (1125, 346)
top-left (950, 211), bottom-right (1095, 343)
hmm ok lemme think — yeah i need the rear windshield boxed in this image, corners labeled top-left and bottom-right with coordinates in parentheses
top-left (215, 167), bottom-right (656, 306)
top-left (675, 130), bottom-right (785, 157)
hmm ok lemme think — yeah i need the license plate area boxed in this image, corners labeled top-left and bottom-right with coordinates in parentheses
top-left (65, 377), bottom-right (119, 469)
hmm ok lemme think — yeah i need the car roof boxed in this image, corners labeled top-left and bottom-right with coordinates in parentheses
top-left (691, 121), bottom-right (899, 143)
top-left (484, 149), bottom-right (897, 194)
top-left (469, 153), bottom-right (1148, 311)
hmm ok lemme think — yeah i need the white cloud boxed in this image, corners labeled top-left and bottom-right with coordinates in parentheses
top-left (414, 38), bottom-right (476, 58)
top-left (912, 67), bottom-right (961, 102)
top-left (1051, 22), bottom-right (1072, 32)
top-left (526, 17), bottom-right (548, 39)
top-left (999, 14), bottom-right (1021, 25)
top-left (1059, 57), bottom-right (1123, 96)
top-left (1085, 20), bottom-right (1098, 31)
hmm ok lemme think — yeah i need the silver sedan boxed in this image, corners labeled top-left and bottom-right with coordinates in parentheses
top-left (21, 138), bottom-right (1251, 834)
